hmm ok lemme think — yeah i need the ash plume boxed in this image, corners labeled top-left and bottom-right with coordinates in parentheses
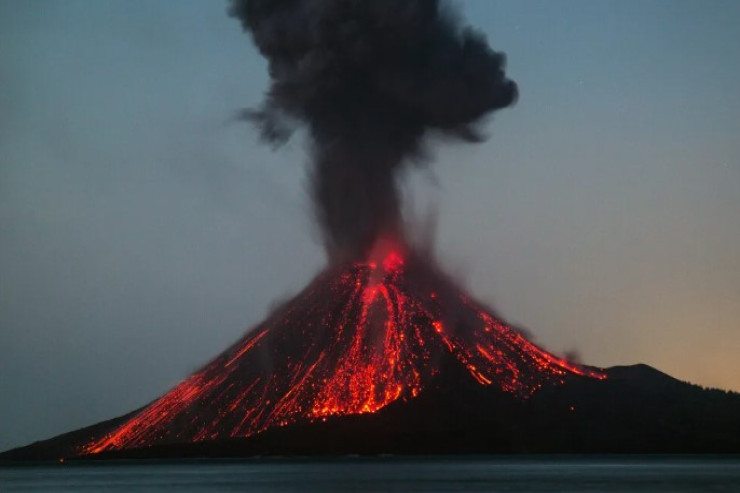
top-left (229, 0), bottom-right (517, 261)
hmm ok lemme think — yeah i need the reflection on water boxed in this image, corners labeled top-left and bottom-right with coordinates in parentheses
top-left (2, 456), bottom-right (739, 492)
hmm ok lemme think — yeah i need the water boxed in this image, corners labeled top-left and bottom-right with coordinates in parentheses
top-left (2, 456), bottom-right (739, 492)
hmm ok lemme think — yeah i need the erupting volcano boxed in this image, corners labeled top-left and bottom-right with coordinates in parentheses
top-left (81, 239), bottom-right (604, 455)
top-left (3, 0), bottom-right (739, 461)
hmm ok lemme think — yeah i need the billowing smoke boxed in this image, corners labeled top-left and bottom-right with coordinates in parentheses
top-left (229, 0), bottom-right (517, 261)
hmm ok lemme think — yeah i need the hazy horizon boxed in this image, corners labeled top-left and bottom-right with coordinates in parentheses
top-left (1, 0), bottom-right (739, 452)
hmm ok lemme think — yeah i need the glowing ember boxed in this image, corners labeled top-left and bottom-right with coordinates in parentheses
top-left (82, 247), bottom-right (605, 455)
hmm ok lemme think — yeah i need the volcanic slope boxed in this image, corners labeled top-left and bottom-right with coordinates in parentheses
top-left (74, 244), bottom-right (603, 456)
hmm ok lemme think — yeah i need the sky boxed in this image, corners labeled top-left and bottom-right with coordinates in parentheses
top-left (1, 0), bottom-right (738, 452)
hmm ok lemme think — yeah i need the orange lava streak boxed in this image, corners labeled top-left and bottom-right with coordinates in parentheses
top-left (225, 328), bottom-right (269, 367)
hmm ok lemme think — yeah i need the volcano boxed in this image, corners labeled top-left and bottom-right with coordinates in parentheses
top-left (78, 241), bottom-right (603, 456)
top-left (4, 240), bottom-right (739, 461)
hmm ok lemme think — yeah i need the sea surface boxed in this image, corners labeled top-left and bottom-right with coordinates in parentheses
top-left (1, 456), bottom-right (739, 492)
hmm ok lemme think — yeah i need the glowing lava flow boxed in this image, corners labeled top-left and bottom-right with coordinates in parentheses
top-left (82, 247), bottom-right (605, 454)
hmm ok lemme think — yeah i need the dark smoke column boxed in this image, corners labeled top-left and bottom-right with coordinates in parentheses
top-left (230, 0), bottom-right (517, 261)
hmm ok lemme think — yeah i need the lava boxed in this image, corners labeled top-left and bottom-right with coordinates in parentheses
top-left (82, 247), bottom-right (605, 455)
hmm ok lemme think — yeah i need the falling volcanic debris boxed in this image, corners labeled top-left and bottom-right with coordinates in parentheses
top-left (71, 0), bottom-right (606, 455)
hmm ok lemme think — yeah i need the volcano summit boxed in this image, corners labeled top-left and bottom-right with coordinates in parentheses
top-left (3, 0), bottom-right (739, 461)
